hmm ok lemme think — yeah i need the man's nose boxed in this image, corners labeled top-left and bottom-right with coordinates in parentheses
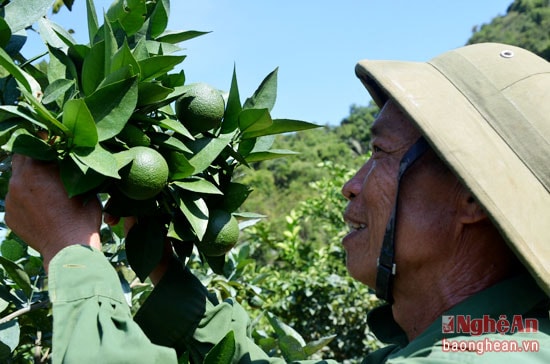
top-left (342, 173), bottom-right (362, 200)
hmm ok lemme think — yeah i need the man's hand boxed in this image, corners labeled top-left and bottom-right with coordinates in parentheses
top-left (5, 154), bottom-right (102, 271)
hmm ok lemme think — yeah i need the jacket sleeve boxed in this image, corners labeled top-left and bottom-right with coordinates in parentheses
top-left (134, 257), bottom-right (340, 364)
top-left (48, 245), bottom-right (177, 364)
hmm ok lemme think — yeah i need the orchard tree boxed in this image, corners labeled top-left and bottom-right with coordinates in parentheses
top-left (468, 0), bottom-right (550, 60)
top-left (0, 0), bottom-right (320, 362)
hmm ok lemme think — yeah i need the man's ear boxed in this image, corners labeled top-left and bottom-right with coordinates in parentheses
top-left (459, 190), bottom-right (488, 224)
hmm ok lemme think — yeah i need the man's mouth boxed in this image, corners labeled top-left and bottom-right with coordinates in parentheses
top-left (345, 220), bottom-right (366, 232)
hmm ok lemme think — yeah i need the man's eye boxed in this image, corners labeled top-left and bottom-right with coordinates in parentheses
top-left (370, 144), bottom-right (382, 153)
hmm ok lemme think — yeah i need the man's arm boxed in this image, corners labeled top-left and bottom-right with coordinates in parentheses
top-left (4, 155), bottom-right (177, 363)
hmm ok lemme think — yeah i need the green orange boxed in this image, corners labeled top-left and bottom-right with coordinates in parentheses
top-left (196, 209), bottom-right (239, 256)
top-left (117, 146), bottom-right (169, 200)
top-left (175, 83), bottom-right (225, 134)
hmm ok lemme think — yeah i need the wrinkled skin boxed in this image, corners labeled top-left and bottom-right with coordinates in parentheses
top-left (5, 155), bottom-right (102, 270)
top-left (341, 100), bottom-right (520, 339)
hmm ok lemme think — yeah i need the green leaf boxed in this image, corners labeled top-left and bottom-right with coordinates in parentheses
top-left (21, 89), bottom-right (71, 137)
top-left (63, 99), bottom-right (98, 149)
top-left (156, 117), bottom-right (194, 140)
top-left (148, 0), bottom-right (169, 39)
top-left (0, 239), bottom-right (27, 262)
top-left (125, 217), bottom-right (166, 281)
top-left (159, 70), bottom-right (185, 88)
top-left (106, 0), bottom-right (147, 36)
top-left (102, 13), bottom-right (118, 77)
top-left (243, 68), bottom-right (278, 112)
top-left (155, 30), bottom-right (210, 44)
top-left (266, 312), bottom-right (306, 346)
top-left (221, 65), bottom-right (241, 133)
top-left (149, 133), bottom-right (191, 153)
top-left (173, 178), bottom-right (222, 195)
top-left (3, 129), bottom-right (57, 161)
top-left (71, 144), bottom-right (120, 179)
top-left (203, 254), bottom-right (226, 275)
top-left (86, 0), bottom-right (99, 44)
top-left (0, 256), bottom-right (32, 298)
top-left (245, 149), bottom-right (299, 163)
top-left (222, 183), bottom-right (252, 213)
top-left (0, 341), bottom-right (10, 361)
top-left (81, 40), bottom-right (105, 95)
top-left (145, 40), bottom-right (181, 56)
top-left (186, 134), bottom-right (233, 174)
top-left (0, 48), bottom-right (42, 100)
top-left (0, 120), bottom-right (20, 146)
top-left (37, 17), bottom-right (77, 52)
top-left (279, 335), bottom-right (307, 362)
top-left (204, 330), bottom-right (236, 364)
top-left (137, 82), bottom-right (173, 106)
top-left (0, 105), bottom-right (46, 130)
top-left (242, 119), bottom-right (320, 139)
top-left (85, 77), bottom-right (138, 141)
top-left (0, 18), bottom-right (12, 49)
top-left (60, 153), bottom-right (107, 197)
top-left (42, 79), bottom-right (75, 105)
top-left (167, 151), bottom-right (194, 180)
top-left (303, 334), bottom-right (337, 356)
top-left (111, 39), bottom-right (140, 77)
top-left (0, 320), bottom-right (19, 354)
top-left (171, 189), bottom-right (208, 240)
top-left (138, 55), bottom-right (186, 81)
top-left (238, 108), bottom-right (272, 134)
top-left (2, 0), bottom-right (54, 33)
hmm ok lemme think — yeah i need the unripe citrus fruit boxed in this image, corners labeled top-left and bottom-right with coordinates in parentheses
top-left (117, 146), bottom-right (169, 200)
top-left (118, 123), bottom-right (151, 147)
top-left (196, 209), bottom-right (239, 256)
top-left (175, 83), bottom-right (225, 134)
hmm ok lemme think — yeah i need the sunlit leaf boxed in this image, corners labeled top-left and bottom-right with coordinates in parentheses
top-left (59, 157), bottom-right (107, 197)
top-left (2, 0), bottom-right (53, 33)
top-left (138, 55), bottom-right (186, 81)
top-left (173, 178), bottom-right (222, 195)
top-left (243, 67), bottom-right (278, 112)
top-left (238, 108), bottom-right (272, 134)
top-left (106, 0), bottom-right (147, 36)
top-left (204, 331), bottom-right (236, 364)
top-left (242, 119), bottom-right (319, 139)
top-left (172, 189), bottom-right (208, 240)
top-left (221, 66), bottom-right (242, 133)
top-left (63, 99), bottom-right (98, 149)
top-left (71, 144), bottom-right (120, 179)
top-left (3, 129), bottom-right (57, 161)
top-left (84, 76), bottom-right (138, 141)
top-left (155, 30), bottom-right (210, 44)
top-left (0, 256), bottom-right (32, 298)
top-left (148, 0), bottom-right (169, 38)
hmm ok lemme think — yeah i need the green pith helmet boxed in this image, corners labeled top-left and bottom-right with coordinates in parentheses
top-left (355, 43), bottom-right (550, 297)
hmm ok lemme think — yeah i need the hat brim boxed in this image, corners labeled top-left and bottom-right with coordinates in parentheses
top-left (355, 56), bottom-right (550, 296)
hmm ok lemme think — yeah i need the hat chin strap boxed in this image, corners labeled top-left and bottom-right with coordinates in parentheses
top-left (375, 137), bottom-right (430, 303)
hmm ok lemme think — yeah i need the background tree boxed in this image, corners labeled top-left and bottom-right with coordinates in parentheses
top-left (468, 0), bottom-right (550, 60)
top-left (1, 0), bottom-right (549, 362)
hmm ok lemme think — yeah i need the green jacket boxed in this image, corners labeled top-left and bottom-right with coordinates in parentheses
top-left (47, 245), bottom-right (550, 363)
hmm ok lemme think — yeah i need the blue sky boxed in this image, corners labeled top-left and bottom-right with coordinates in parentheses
top-left (25, 0), bottom-right (513, 126)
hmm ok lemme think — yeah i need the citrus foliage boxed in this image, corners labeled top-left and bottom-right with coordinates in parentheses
top-left (0, 0), bottom-right (318, 361)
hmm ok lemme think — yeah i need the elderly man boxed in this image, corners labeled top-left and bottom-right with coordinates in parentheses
top-left (4, 42), bottom-right (550, 363)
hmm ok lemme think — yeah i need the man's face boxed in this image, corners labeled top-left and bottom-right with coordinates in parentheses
top-left (341, 100), bottom-right (461, 288)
